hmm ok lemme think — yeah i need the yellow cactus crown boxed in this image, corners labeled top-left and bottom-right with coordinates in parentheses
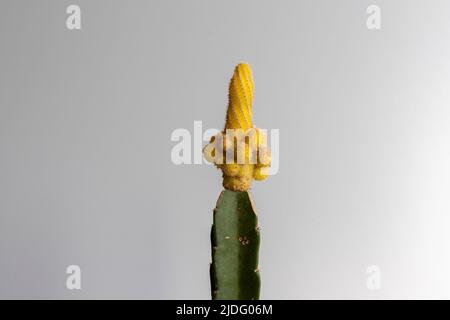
top-left (204, 63), bottom-right (271, 191)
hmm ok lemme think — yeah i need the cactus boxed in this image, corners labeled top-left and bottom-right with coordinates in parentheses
top-left (204, 63), bottom-right (271, 300)
top-left (210, 190), bottom-right (260, 300)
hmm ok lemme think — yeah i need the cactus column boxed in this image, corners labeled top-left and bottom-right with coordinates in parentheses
top-left (204, 63), bottom-right (271, 300)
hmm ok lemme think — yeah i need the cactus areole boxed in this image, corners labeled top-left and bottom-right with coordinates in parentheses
top-left (204, 63), bottom-right (271, 300)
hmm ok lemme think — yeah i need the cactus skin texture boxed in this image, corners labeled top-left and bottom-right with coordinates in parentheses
top-left (210, 190), bottom-right (260, 300)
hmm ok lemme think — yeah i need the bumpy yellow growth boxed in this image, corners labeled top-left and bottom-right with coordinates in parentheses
top-left (204, 63), bottom-right (271, 191)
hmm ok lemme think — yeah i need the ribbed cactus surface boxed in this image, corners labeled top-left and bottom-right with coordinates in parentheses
top-left (225, 63), bottom-right (254, 131)
top-left (210, 190), bottom-right (260, 300)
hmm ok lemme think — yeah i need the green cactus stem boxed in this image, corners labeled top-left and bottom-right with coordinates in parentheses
top-left (210, 190), bottom-right (261, 300)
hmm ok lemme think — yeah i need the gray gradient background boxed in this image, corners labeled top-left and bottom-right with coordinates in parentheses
top-left (1, 0), bottom-right (450, 299)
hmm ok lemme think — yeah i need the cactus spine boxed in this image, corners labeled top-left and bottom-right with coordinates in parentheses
top-left (204, 63), bottom-right (271, 300)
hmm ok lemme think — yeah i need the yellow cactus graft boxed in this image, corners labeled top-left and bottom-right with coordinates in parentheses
top-left (204, 63), bottom-right (271, 191)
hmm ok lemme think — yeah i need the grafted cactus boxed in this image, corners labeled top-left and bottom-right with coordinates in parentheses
top-left (204, 63), bottom-right (271, 300)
